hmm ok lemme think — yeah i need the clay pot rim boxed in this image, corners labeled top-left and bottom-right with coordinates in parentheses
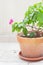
top-left (17, 33), bottom-right (43, 39)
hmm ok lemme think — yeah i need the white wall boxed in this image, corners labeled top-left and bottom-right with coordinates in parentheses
top-left (0, 0), bottom-right (41, 42)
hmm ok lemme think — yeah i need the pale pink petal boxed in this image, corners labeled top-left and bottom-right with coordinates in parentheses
top-left (9, 19), bottom-right (14, 24)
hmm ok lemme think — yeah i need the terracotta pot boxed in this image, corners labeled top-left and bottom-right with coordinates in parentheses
top-left (17, 34), bottom-right (43, 58)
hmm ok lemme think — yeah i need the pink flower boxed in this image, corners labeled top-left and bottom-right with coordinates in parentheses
top-left (9, 19), bottom-right (14, 24)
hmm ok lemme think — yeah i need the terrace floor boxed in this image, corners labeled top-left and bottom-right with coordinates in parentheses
top-left (0, 42), bottom-right (43, 65)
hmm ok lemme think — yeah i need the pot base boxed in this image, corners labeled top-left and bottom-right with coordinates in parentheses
top-left (19, 51), bottom-right (43, 62)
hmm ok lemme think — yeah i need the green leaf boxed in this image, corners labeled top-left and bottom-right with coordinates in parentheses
top-left (37, 22), bottom-right (43, 27)
top-left (12, 26), bottom-right (15, 32)
top-left (23, 17), bottom-right (29, 24)
top-left (12, 22), bottom-right (18, 32)
top-left (37, 11), bottom-right (43, 27)
top-left (29, 32), bottom-right (36, 38)
top-left (16, 25), bottom-right (22, 32)
top-left (23, 27), bottom-right (28, 36)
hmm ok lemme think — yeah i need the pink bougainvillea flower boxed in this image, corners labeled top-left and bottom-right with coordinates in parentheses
top-left (9, 19), bottom-right (14, 24)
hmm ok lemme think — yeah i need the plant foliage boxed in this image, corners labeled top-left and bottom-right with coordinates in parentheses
top-left (12, 2), bottom-right (43, 37)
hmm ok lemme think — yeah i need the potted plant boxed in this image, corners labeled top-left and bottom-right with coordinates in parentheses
top-left (10, 2), bottom-right (43, 61)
